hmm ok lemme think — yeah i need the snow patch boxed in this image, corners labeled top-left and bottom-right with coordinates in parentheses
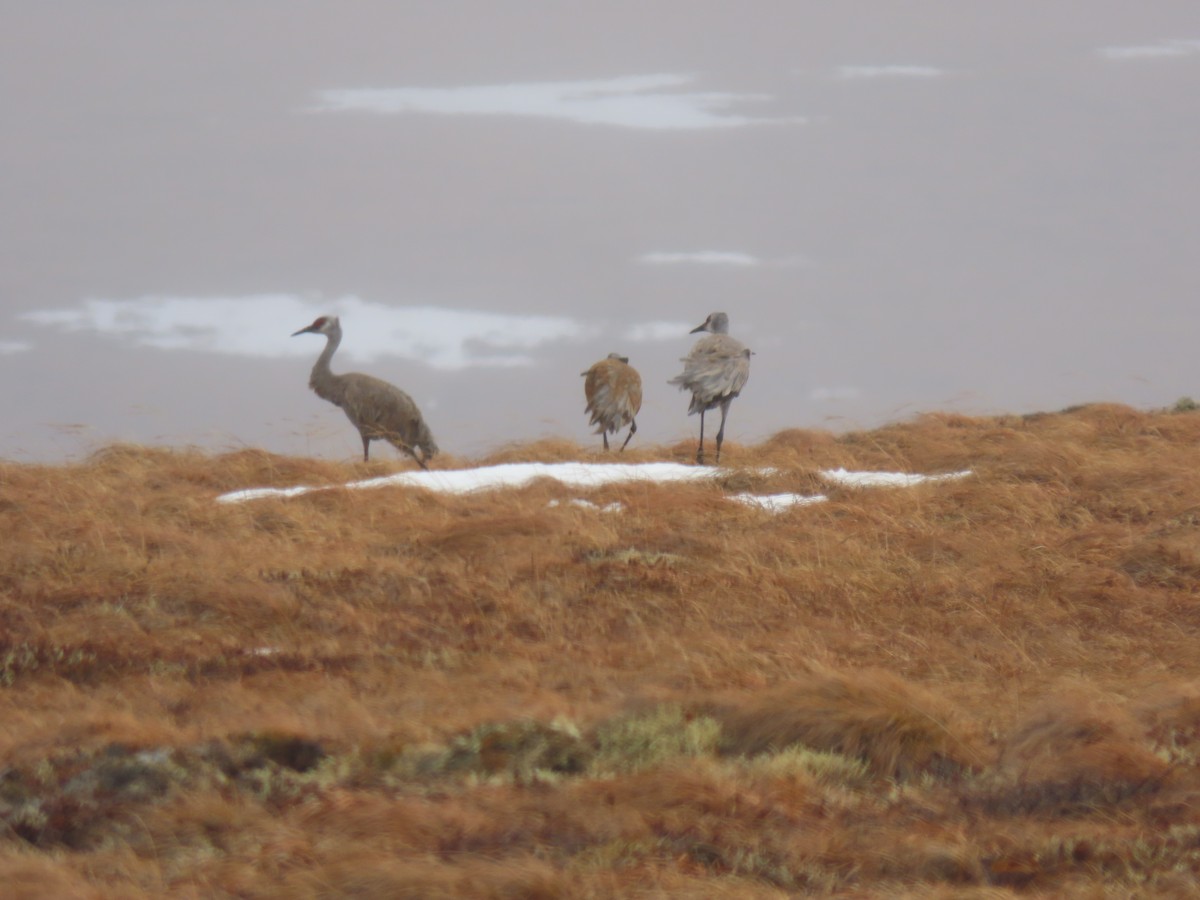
top-left (730, 492), bottom-right (828, 511)
top-left (216, 462), bottom-right (973, 510)
top-left (548, 498), bottom-right (624, 513)
top-left (821, 467), bottom-right (972, 488)
top-left (217, 462), bottom-right (723, 504)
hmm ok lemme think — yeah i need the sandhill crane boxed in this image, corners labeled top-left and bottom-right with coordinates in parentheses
top-left (668, 312), bottom-right (751, 465)
top-left (292, 315), bottom-right (438, 468)
top-left (581, 353), bottom-right (643, 452)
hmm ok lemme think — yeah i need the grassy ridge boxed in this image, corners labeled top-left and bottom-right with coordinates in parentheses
top-left (2, 404), bottom-right (1200, 896)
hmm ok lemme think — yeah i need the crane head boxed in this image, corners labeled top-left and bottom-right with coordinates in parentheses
top-left (292, 315), bottom-right (340, 337)
top-left (689, 312), bottom-right (729, 335)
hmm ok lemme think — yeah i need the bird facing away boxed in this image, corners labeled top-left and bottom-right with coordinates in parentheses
top-left (668, 312), bottom-right (751, 465)
top-left (292, 315), bottom-right (438, 468)
top-left (581, 353), bottom-right (643, 452)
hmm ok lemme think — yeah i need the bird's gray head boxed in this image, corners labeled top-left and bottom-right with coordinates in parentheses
top-left (291, 315), bottom-right (340, 337)
top-left (607, 352), bottom-right (630, 364)
top-left (689, 312), bottom-right (729, 335)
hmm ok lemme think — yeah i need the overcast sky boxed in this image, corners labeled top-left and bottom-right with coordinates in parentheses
top-left (3, 2), bottom-right (1199, 462)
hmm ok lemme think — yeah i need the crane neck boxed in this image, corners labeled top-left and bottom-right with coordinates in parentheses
top-left (309, 329), bottom-right (345, 401)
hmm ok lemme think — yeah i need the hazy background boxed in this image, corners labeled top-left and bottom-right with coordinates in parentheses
top-left (3, 2), bottom-right (1199, 462)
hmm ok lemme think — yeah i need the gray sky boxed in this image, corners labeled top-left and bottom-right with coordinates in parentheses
top-left (3, 2), bottom-right (1199, 462)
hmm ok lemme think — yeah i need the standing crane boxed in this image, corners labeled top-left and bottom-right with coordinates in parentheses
top-left (668, 312), bottom-right (751, 465)
top-left (581, 352), bottom-right (643, 452)
top-left (292, 315), bottom-right (438, 468)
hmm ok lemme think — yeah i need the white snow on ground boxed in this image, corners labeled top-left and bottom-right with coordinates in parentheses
top-left (216, 462), bottom-right (972, 512)
top-left (729, 492), bottom-right (829, 511)
top-left (548, 498), bottom-right (625, 513)
top-left (821, 468), bottom-right (972, 488)
top-left (217, 462), bottom-right (720, 504)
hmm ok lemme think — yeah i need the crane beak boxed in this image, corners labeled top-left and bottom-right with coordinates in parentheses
top-left (689, 321), bottom-right (708, 334)
top-left (291, 325), bottom-right (315, 336)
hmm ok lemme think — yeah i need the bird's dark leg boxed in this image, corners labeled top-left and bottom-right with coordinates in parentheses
top-left (382, 428), bottom-right (428, 470)
top-left (393, 439), bottom-right (428, 470)
top-left (603, 431), bottom-right (610, 452)
top-left (715, 399), bottom-right (731, 465)
top-left (361, 433), bottom-right (371, 462)
top-left (696, 409), bottom-right (706, 465)
top-left (619, 419), bottom-right (637, 452)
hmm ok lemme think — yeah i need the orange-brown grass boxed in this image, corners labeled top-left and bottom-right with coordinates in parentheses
top-left (3, 403), bottom-right (1200, 896)
top-left (708, 665), bottom-right (986, 779)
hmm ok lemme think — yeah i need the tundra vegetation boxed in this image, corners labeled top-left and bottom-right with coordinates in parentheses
top-left (2, 403), bottom-right (1200, 897)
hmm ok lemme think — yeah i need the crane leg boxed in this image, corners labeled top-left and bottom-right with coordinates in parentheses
top-left (714, 399), bottom-right (731, 465)
top-left (696, 410), bottom-right (706, 465)
top-left (602, 431), bottom-right (610, 452)
top-left (619, 419), bottom-right (637, 452)
top-left (361, 434), bottom-right (371, 462)
top-left (382, 429), bottom-right (429, 470)
top-left (397, 442), bottom-right (428, 470)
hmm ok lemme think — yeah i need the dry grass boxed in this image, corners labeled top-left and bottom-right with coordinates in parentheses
top-left (709, 665), bottom-right (986, 779)
top-left (4, 403), bottom-right (1200, 896)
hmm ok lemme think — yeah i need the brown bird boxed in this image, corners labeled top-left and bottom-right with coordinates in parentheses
top-left (292, 315), bottom-right (438, 468)
top-left (581, 353), bottom-right (643, 452)
top-left (668, 312), bottom-right (751, 465)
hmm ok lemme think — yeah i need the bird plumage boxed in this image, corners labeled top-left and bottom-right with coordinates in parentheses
top-left (292, 316), bottom-right (437, 467)
top-left (581, 353), bottom-right (642, 452)
top-left (668, 312), bottom-right (750, 464)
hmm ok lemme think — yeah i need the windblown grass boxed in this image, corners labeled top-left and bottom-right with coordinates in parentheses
top-left (3, 403), bottom-right (1200, 896)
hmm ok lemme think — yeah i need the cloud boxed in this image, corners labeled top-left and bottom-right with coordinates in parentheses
top-left (0, 340), bottom-right (32, 355)
top-left (623, 321), bottom-right (695, 342)
top-left (1098, 39), bottom-right (1200, 60)
top-left (22, 295), bottom-right (592, 370)
top-left (637, 251), bottom-right (810, 269)
top-left (637, 251), bottom-right (761, 267)
top-left (834, 65), bottom-right (946, 80)
top-left (311, 73), bottom-right (802, 131)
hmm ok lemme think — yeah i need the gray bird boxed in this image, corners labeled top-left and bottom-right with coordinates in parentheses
top-left (292, 315), bottom-right (438, 468)
top-left (668, 312), bottom-right (751, 465)
top-left (581, 353), bottom-right (643, 452)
